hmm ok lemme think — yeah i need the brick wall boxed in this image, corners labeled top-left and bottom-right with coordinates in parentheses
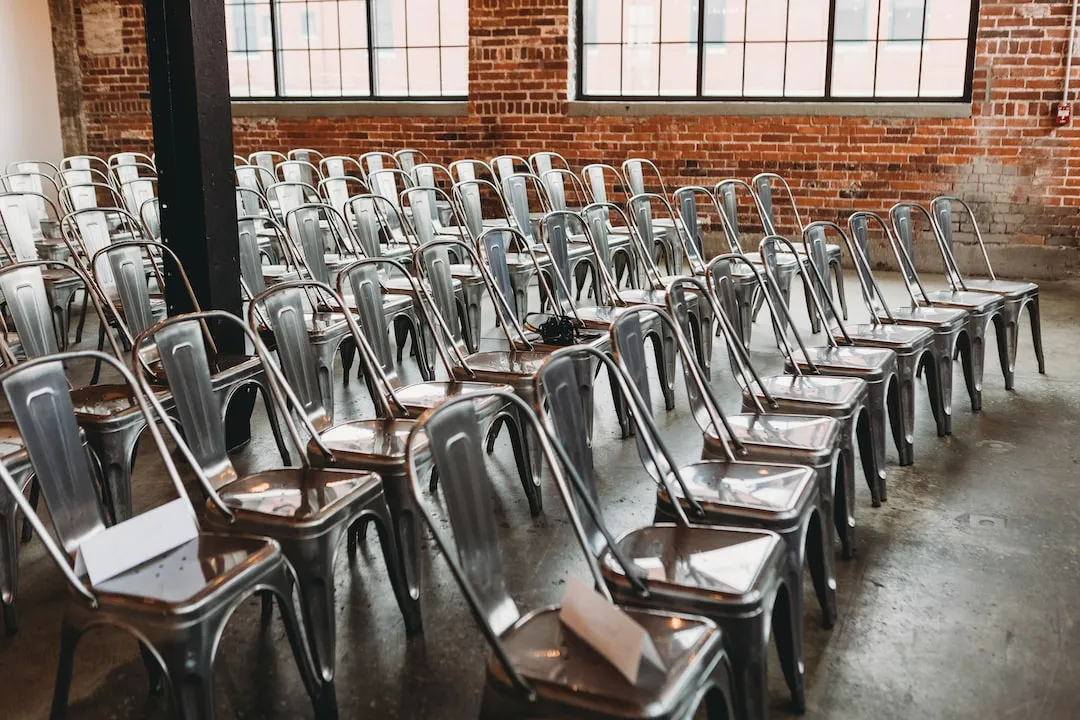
top-left (71, 0), bottom-right (1080, 277)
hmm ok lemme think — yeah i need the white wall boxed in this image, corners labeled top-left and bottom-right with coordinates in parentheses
top-left (0, 0), bottom-right (63, 169)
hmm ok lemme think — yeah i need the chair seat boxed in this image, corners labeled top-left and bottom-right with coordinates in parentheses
top-left (963, 279), bottom-right (1038, 298)
top-left (920, 290), bottom-right (1004, 313)
top-left (788, 346), bottom-right (896, 383)
top-left (90, 533), bottom-right (280, 612)
top-left (602, 524), bottom-right (784, 602)
top-left (260, 264), bottom-right (300, 284)
top-left (748, 375), bottom-right (867, 416)
top-left (490, 603), bottom-right (724, 710)
top-left (215, 467), bottom-right (382, 526)
top-left (618, 288), bottom-right (671, 306)
top-left (461, 350), bottom-right (551, 376)
top-left (738, 251), bottom-right (800, 269)
top-left (71, 383), bottom-right (170, 418)
top-left (393, 381), bottom-right (508, 412)
top-left (834, 323), bottom-right (933, 351)
top-left (714, 413), bottom-right (841, 465)
top-left (881, 306), bottom-right (967, 331)
top-left (661, 460), bottom-right (816, 524)
top-left (316, 417), bottom-right (415, 470)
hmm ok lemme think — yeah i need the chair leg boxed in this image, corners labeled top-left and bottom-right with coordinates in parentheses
top-left (49, 620), bottom-right (83, 720)
top-left (831, 258), bottom-right (848, 321)
top-left (0, 498), bottom-right (19, 636)
top-left (505, 405), bottom-right (542, 516)
top-left (603, 358), bottom-right (631, 439)
top-left (369, 482), bottom-right (424, 635)
top-left (836, 449), bottom-right (856, 560)
top-left (704, 667), bottom-right (737, 720)
top-left (73, 290), bottom-right (89, 344)
top-left (90, 324), bottom-right (106, 385)
top-left (855, 407), bottom-right (882, 507)
top-left (339, 339), bottom-right (355, 388)
top-left (936, 332), bottom-right (956, 435)
top-left (921, 351), bottom-right (945, 439)
top-left (772, 578), bottom-right (806, 714)
top-left (83, 420), bottom-right (144, 523)
top-left (279, 535), bottom-right (341, 695)
top-left (254, 381), bottom-right (292, 465)
top-left (265, 565), bottom-right (333, 718)
top-left (157, 633), bottom-right (219, 720)
top-left (723, 615), bottom-right (770, 720)
top-left (20, 477), bottom-right (39, 543)
top-left (652, 325), bottom-right (677, 411)
top-left (956, 328), bottom-right (980, 412)
top-left (893, 358), bottom-right (916, 466)
top-left (993, 311), bottom-right (1014, 391)
top-left (805, 508), bottom-right (837, 629)
top-left (1029, 294), bottom-right (1046, 374)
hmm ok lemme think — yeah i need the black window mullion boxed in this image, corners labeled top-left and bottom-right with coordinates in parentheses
top-left (916, 0), bottom-right (927, 96)
top-left (872, 0), bottom-right (884, 96)
top-left (269, 0), bottom-right (283, 97)
top-left (367, 0), bottom-right (378, 96)
top-left (740, 0), bottom-right (748, 95)
top-left (695, 0), bottom-right (705, 96)
top-left (824, 0), bottom-right (837, 97)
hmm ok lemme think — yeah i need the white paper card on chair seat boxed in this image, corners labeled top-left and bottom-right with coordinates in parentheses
top-left (74, 498), bottom-right (199, 587)
top-left (559, 576), bottom-right (666, 687)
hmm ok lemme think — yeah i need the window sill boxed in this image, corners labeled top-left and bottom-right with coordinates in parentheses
top-left (567, 100), bottom-right (973, 119)
top-left (231, 100), bottom-right (469, 118)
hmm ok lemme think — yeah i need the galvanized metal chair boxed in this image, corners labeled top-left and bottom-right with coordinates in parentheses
top-left (848, 211), bottom-right (970, 435)
top-left (891, 202), bottom-right (1008, 411)
top-left (707, 253), bottom-right (873, 559)
top-left (405, 388), bottom-right (738, 720)
top-left (929, 196), bottom-right (1044, 387)
top-left (1, 349), bottom-right (324, 720)
top-left (803, 221), bottom-right (939, 466)
top-left (758, 234), bottom-right (896, 504)
top-left (133, 309), bottom-right (403, 714)
top-left (539, 343), bottom-right (817, 719)
top-left (753, 172), bottom-right (848, 321)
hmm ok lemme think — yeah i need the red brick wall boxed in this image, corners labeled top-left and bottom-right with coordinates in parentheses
top-left (73, 0), bottom-right (1080, 271)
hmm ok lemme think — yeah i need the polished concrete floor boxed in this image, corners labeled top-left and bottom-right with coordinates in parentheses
top-left (2, 273), bottom-right (1080, 719)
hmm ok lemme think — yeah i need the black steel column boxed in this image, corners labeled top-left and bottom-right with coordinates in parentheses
top-left (143, 0), bottom-right (254, 445)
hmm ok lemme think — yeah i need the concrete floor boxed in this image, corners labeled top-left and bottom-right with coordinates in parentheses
top-left (2, 272), bottom-right (1080, 719)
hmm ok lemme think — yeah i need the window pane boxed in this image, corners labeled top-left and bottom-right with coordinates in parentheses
top-left (830, 40), bottom-right (876, 96)
top-left (310, 49), bottom-right (342, 95)
top-left (407, 47), bottom-right (442, 95)
top-left (875, 39), bottom-right (920, 95)
top-left (228, 54), bottom-right (251, 96)
top-left (441, 46), bottom-right (468, 94)
top-left (281, 50), bottom-right (312, 94)
top-left (881, 0), bottom-right (924, 41)
top-left (704, 0), bottom-right (745, 42)
top-left (374, 48), bottom-right (408, 94)
top-left (745, 0), bottom-right (787, 42)
top-left (278, 3), bottom-right (311, 49)
top-left (784, 41), bottom-right (825, 96)
top-left (622, 43), bottom-right (660, 94)
top-left (440, 0), bottom-right (468, 45)
top-left (743, 41), bottom-right (785, 95)
top-left (338, 1), bottom-right (369, 48)
top-left (340, 49), bottom-right (371, 94)
top-left (624, 0), bottom-right (660, 44)
top-left (920, 38), bottom-right (966, 96)
top-left (407, 0), bottom-right (440, 46)
top-left (303, 2), bottom-right (342, 50)
top-left (248, 51), bottom-right (276, 95)
top-left (373, 0), bottom-right (407, 47)
top-left (583, 44), bottom-right (622, 95)
top-left (787, 0), bottom-right (829, 41)
top-left (661, 0), bottom-right (698, 43)
top-left (702, 42), bottom-right (743, 95)
top-left (925, 0), bottom-right (971, 39)
top-left (660, 43), bottom-right (698, 95)
top-left (834, 0), bottom-right (878, 41)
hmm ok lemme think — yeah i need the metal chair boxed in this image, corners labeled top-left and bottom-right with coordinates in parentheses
top-left (277, 159), bottom-right (323, 188)
top-left (707, 253), bottom-right (872, 559)
top-left (359, 151), bottom-right (398, 182)
top-left (319, 155), bottom-right (363, 179)
top-left (623, 158), bottom-right (684, 274)
top-left (0, 260), bottom-right (172, 526)
top-left (929, 196), bottom-right (1044, 387)
top-left (249, 149), bottom-right (289, 180)
top-left (0, 349), bottom-right (323, 720)
top-left (666, 276), bottom-right (845, 575)
top-left (404, 389), bottom-right (738, 720)
top-left (753, 172), bottom-right (848, 321)
top-left (393, 148), bottom-right (428, 176)
top-left (539, 343), bottom-right (817, 719)
top-left (849, 212), bottom-right (970, 435)
top-left (803, 221), bottom-right (940, 466)
top-left (134, 309), bottom-right (407, 715)
top-left (759, 235), bottom-right (896, 505)
top-left (891, 202), bottom-right (1008, 411)
top-left (91, 240), bottom-right (292, 464)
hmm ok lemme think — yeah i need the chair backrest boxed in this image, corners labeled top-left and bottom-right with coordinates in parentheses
top-left (278, 159), bottom-right (322, 187)
top-left (319, 155), bottom-right (361, 179)
top-left (237, 218), bottom-right (266, 296)
top-left (0, 192), bottom-right (47, 261)
top-left (491, 155), bottom-right (529, 190)
top-left (289, 148), bottom-right (325, 169)
top-left (394, 148), bottom-right (427, 175)
top-left (581, 163), bottom-right (624, 206)
top-left (752, 172), bottom-right (803, 236)
top-left (621, 157), bottom-right (666, 197)
top-left (889, 202), bottom-right (933, 288)
top-left (340, 261), bottom-right (400, 384)
top-left (540, 168), bottom-right (580, 212)
top-left (236, 164), bottom-right (276, 196)
top-left (453, 178), bottom-right (507, 240)
top-left (529, 151), bottom-right (570, 178)
top-left (539, 211), bottom-right (582, 314)
top-left (449, 158), bottom-right (496, 187)
top-left (359, 151), bottom-right (397, 181)
top-left (759, 234), bottom-right (838, 349)
top-left (319, 175), bottom-right (366, 218)
top-left (283, 203), bottom-right (334, 284)
top-left (929, 195), bottom-right (986, 286)
top-left (250, 151), bottom-right (288, 177)
top-left (673, 186), bottom-right (719, 273)
top-left (266, 181), bottom-right (319, 222)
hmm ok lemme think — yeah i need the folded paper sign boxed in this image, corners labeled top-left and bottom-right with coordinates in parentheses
top-left (559, 576), bottom-right (666, 687)
top-left (74, 498), bottom-right (200, 587)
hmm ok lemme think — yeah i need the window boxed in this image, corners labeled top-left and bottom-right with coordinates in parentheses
top-left (226, 0), bottom-right (468, 100)
top-left (577, 0), bottom-right (978, 101)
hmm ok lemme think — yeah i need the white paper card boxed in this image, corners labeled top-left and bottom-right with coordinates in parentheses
top-left (559, 577), bottom-right (666, 687)
top-left (74, 498), bottom-right (199, 587)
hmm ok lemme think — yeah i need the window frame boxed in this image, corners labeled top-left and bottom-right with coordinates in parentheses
top-left (574, 0), bottom-right (980, 103)
top-left (228, 0), bottom-right (468, 102)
